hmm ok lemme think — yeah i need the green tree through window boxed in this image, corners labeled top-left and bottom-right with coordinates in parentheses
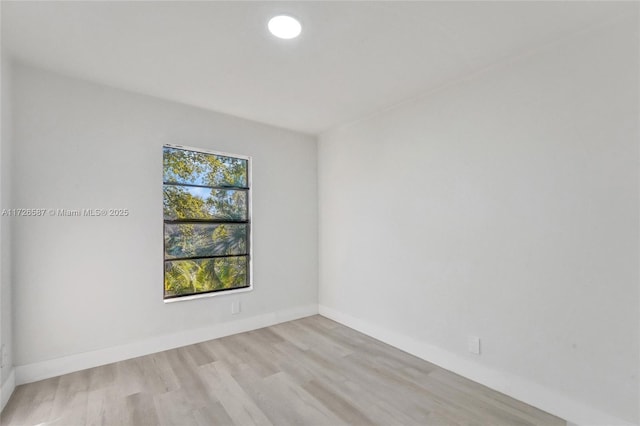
top-left (163, 145), bottom-right (251, 299)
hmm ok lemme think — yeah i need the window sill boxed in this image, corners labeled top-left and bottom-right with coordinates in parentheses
top-left (163, 285), bottom-right (253, 303)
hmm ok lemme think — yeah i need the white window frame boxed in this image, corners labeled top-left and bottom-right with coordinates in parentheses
top-left (163, 143), bottom-right (253, 303)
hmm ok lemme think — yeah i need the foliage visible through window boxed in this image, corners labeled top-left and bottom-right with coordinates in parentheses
top-left (163, 146), bottom-right (250, 299)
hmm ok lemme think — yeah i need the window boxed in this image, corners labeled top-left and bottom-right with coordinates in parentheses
top-left (163, 145), bottom-right (251, 300)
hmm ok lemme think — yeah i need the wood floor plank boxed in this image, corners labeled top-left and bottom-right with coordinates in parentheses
top-left (85, 386), bottom-right (131, 426)
top-left (200, 361), bottom-right (273, 426)
top-left (153, 388), bottom-right (199, 426)
top-left (22, 377), bottom-right (59, 425)
top-left (113, 358), bottom-right (145, 397)
top-left (319, 377), bottom-right (424, 426)
top-left (301, 378), bottom-right (376, 426)
top-left (1, 382), bottom-right (34, 425)
top-left (1, 315), bottom-right (567, 426)
top-left (428, 368), bottom-right (564, 425)
top-left (225, 332), bottom-right (281, 378)
top-left (192, 400), bottom-right (235, 426)
top-left (127, 392), bottom-right (160, 426)
top-left (49, 371), bottom-right (91, 426)
top-left (259, 370), bottom-right (347, 426)
top-left (163, 347), bottom-right (214, 409)
top-left (185, 342), bottom-right (216, 367)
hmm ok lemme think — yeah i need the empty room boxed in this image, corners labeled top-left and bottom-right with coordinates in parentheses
top-left (0, 1), bottom-right (638, 425)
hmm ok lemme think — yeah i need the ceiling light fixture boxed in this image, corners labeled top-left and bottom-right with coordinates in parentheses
top-left (268, 15), bottom-right (301, 39)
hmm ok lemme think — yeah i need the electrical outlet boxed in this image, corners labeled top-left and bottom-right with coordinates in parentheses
top-left (231, 301), bottom-right (241, 315)
top-left (468, 336), bottom-right (481, 355)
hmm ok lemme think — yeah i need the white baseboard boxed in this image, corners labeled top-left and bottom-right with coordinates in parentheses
top-left (1, 368), bottom-right (15, 413)
top-left (16, 304), bottom-right (318, 386)
top-left (318, 305), bottom-right (636, 426)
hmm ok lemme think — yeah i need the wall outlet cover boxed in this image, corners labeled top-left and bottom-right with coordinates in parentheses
top-left (468, 336), bottom-right (481, 355)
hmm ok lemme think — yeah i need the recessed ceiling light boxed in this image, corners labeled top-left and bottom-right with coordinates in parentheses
top-left (268, 15), bottom-right (301, 40)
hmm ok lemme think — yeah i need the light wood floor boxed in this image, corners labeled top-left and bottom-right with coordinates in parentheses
top-left (1, 315), bottom-right (565, 426)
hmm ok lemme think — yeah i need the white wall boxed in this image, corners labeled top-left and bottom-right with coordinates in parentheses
top-left (11, 63), bottom-right (318, 369)
top-left (1, 51), bottom-right (14, 400)
top-left (319, 15), bottom-right (638, 425)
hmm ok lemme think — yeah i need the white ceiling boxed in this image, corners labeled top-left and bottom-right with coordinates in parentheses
top-left (1, 1), bottom-right (633, 135)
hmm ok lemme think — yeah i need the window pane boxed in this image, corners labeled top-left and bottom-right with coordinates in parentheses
top-left (163, 147), bottom-right (247, 187)
top-left (164, 256), bottom-right (248, 297)
top-left (163, 185), bottom-right (247, 221)
top-left (164, 223), bottom-right (248, 259)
